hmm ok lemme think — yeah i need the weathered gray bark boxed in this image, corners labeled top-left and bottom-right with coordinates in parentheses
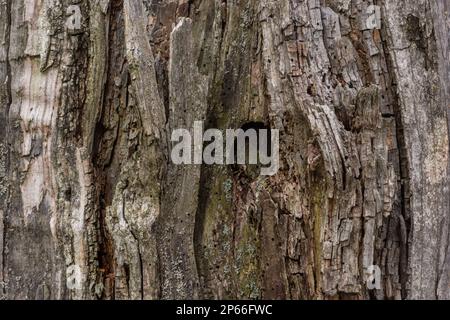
top-left (0, 0), bottom-right (449, 300)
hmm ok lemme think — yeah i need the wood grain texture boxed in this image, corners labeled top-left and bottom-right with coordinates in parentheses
top-left (0, 0), bottom-right (448, 300)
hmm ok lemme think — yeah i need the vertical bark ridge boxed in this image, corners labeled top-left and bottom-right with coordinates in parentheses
top-left (0, 0), bottom-right (448, 300)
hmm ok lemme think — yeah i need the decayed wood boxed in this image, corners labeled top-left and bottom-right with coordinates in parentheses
top-left (0, 0), bottom-right (449, 300)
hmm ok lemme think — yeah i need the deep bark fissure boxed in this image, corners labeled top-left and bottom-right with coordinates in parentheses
top-left (377, 8), bottom-right (412, 298)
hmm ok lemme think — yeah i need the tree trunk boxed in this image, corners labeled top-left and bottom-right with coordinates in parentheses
top-left (0, 0), bottom-right (449, 300)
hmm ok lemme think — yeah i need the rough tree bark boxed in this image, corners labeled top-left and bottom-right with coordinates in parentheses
top-left (0, 0), bottom-right (449, 300)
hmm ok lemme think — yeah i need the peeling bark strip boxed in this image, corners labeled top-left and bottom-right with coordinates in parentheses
top-left (0, 0), bottom-right (448, 300)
